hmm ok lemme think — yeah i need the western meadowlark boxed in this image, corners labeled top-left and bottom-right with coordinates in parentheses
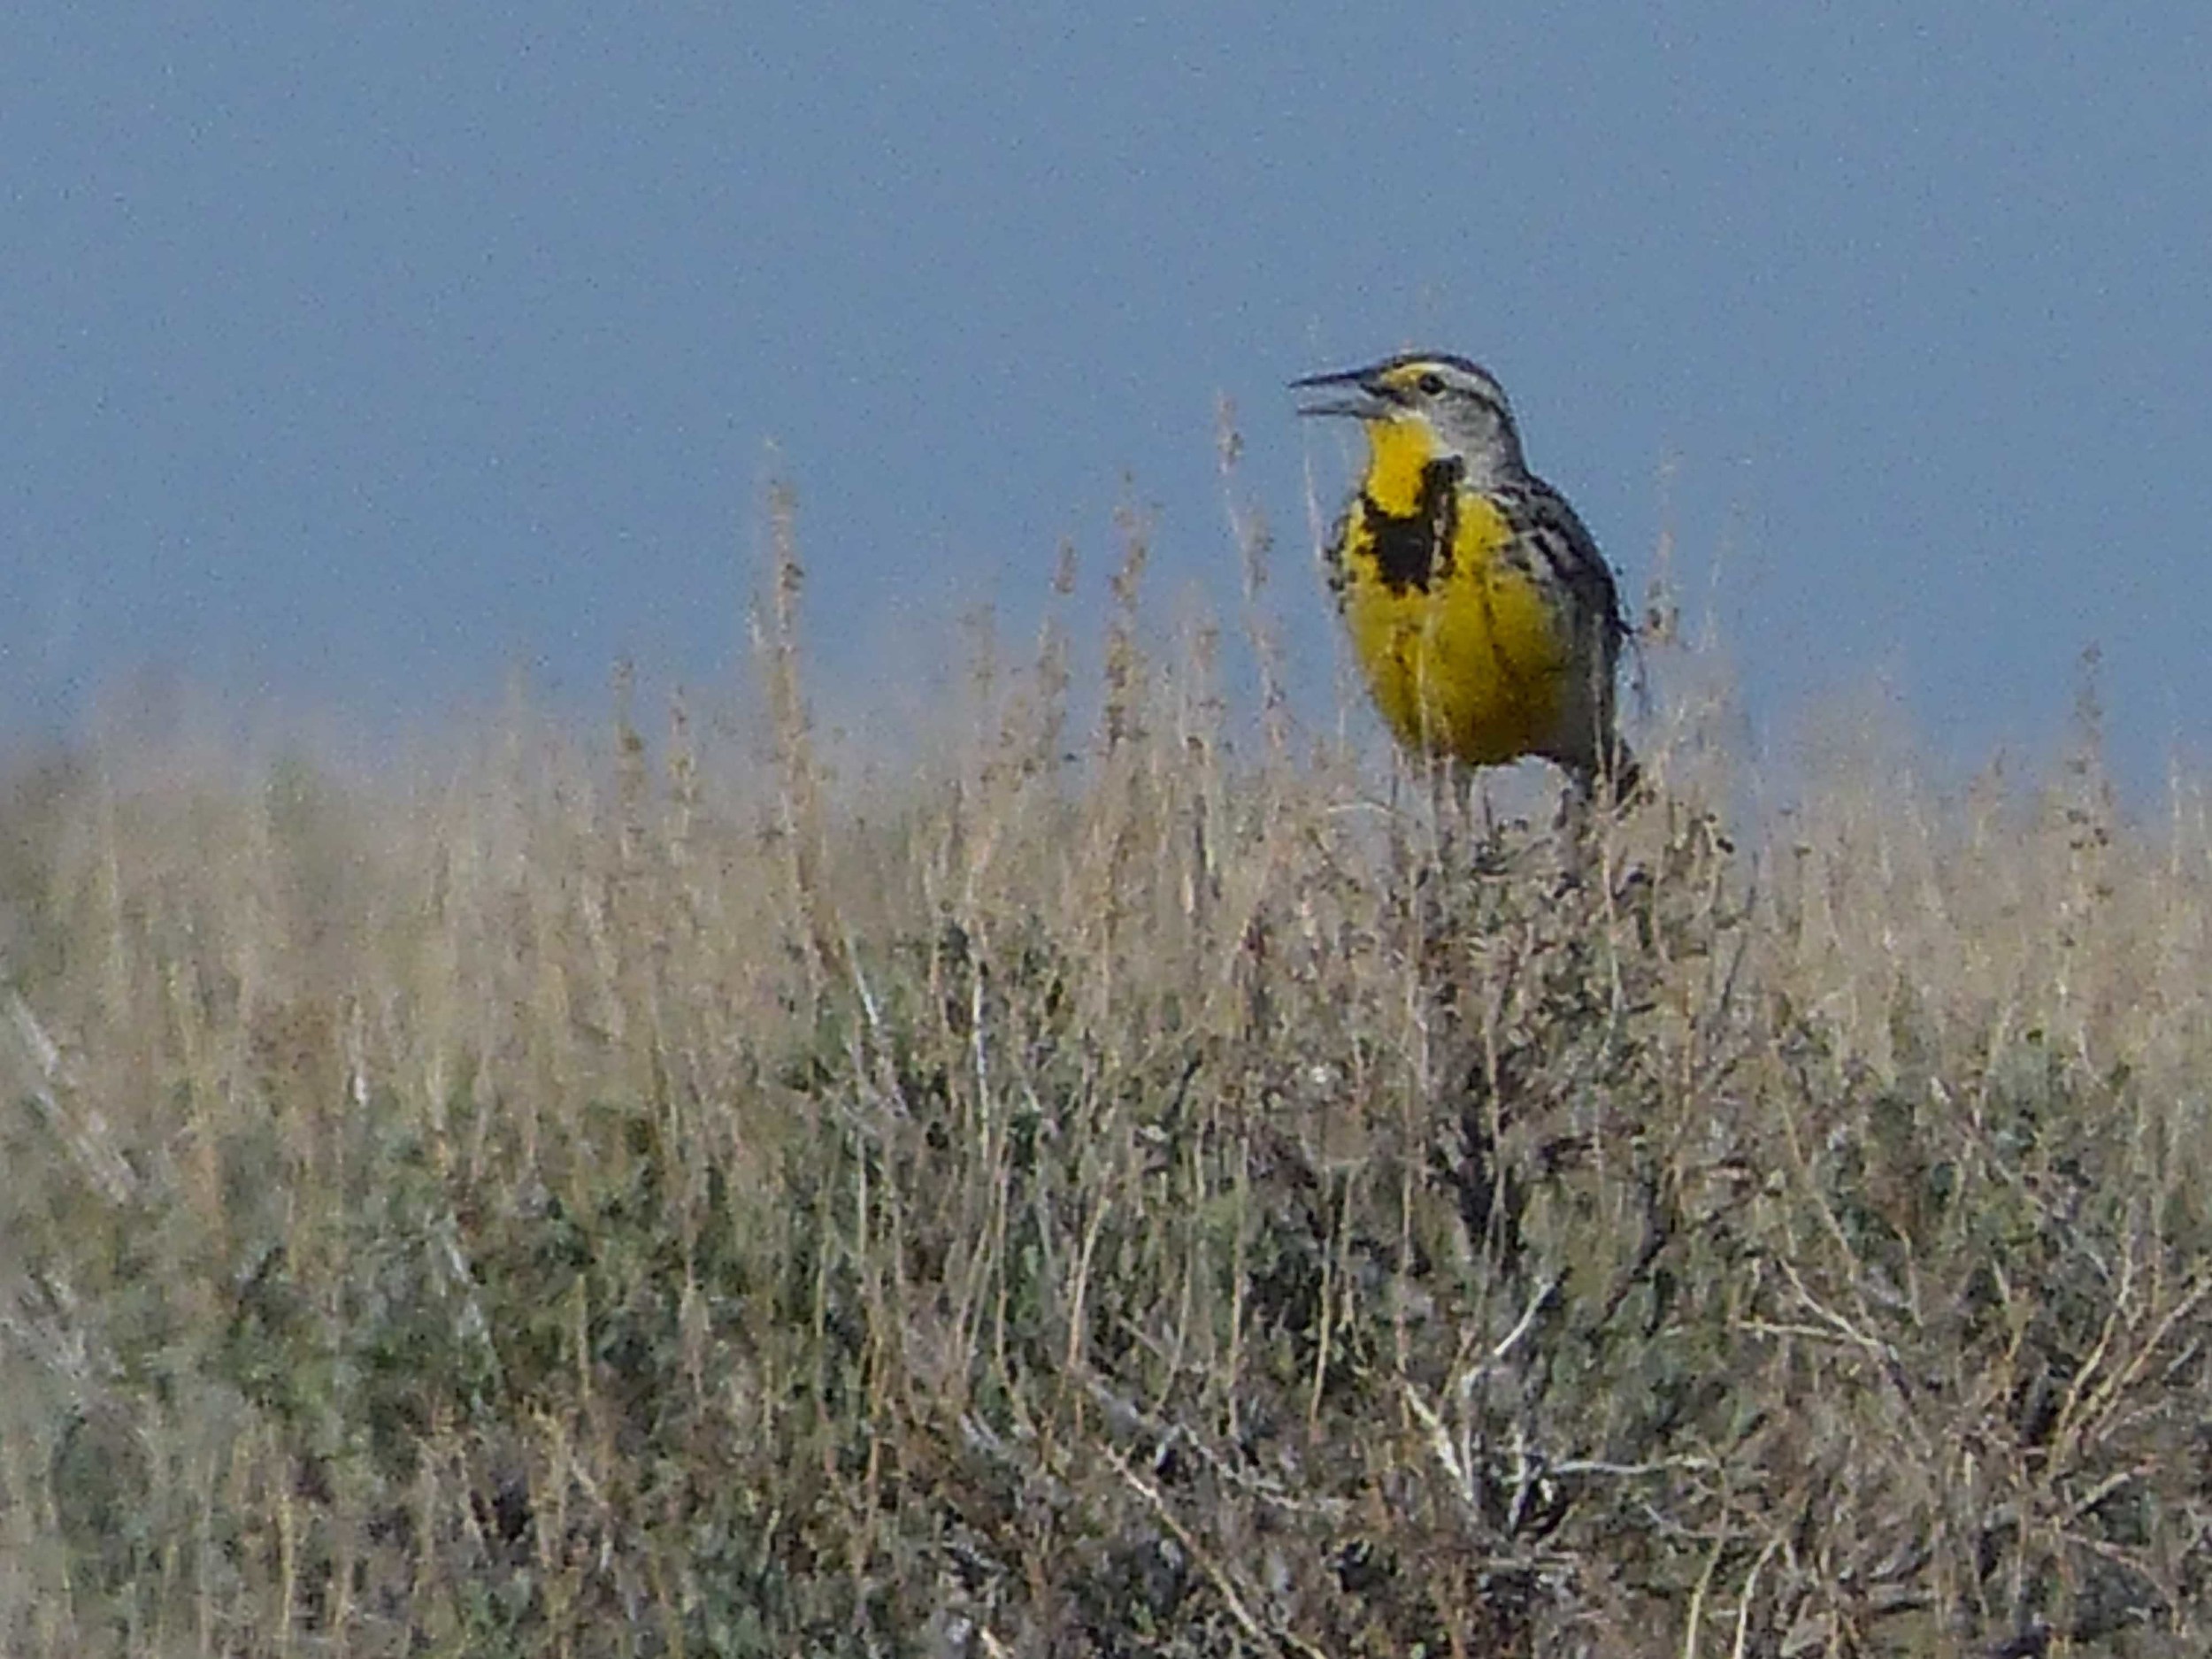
top-left (1295, 352), bottom-right (1636, 797)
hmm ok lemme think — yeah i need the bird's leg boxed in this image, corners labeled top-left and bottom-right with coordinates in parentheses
top-left (1428, 758), bottom-right (1455, 872)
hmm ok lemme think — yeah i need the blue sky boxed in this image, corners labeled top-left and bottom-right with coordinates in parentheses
top-left (5, 5), bottom-right (2208, 789)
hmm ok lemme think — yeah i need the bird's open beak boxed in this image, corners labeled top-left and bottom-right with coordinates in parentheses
top-left (1290, 364), bottom-right (1394, 420)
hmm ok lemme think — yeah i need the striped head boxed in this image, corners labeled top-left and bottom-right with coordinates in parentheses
top-left (1293, 352), bottom-right (1529, 492)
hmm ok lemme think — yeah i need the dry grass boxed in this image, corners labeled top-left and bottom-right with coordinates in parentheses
top-left (4, 475), bottom-right (2212, 1658)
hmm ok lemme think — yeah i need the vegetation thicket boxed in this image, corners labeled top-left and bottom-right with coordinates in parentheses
top-left (5, 452), bottom-right (2210, 1657)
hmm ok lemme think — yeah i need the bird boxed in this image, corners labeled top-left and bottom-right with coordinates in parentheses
top-left (1294, 352), bottom-right (1636, 799)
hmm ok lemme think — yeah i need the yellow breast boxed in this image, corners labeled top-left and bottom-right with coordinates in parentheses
top-left (1335, 424), bottom-right (1572, 767)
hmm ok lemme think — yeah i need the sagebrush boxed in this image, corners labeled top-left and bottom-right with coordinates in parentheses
top-left (4, 498), bottom-right (2209, 1658)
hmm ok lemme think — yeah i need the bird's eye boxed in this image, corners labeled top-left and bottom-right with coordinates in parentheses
top-left (1417, 372), bottom-right (1446, 396)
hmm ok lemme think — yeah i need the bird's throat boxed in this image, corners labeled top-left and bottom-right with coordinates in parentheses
top-left (1360, 419), bottom-right (1437, 517)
